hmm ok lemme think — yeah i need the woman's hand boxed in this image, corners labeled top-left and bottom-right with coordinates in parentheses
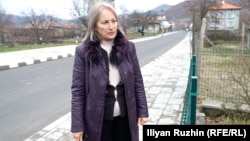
top-left (72, 132), bottom-right (83, 141)
top-left (138, 117), bottom-right (149, 126)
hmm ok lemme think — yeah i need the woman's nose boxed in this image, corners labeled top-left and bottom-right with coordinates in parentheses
top-left (108, 22), bottom-right (114, 29)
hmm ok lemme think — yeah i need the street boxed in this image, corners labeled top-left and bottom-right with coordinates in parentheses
top-left (0, 32), bottom-right (188, 141)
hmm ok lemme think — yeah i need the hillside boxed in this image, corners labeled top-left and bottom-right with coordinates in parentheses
top-left (163, 2), bottom-right (191, 21)
top-left (223, 0), bottom-right (248, 8)
top-left (151, 4), bottom-right (171, 14)
top-left (161, 0), bottom-right (250, 21)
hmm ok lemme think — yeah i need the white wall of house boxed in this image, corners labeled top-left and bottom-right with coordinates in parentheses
top-left (146, 24), bottom-right (160, 33)
top-left (126, 23), bottom-right (161, 33)
top-left (206, 9), bottom-right (240, 31)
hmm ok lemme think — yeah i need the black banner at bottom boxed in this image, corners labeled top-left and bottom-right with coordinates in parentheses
top-left (143, 125), bottom-right (250, 140)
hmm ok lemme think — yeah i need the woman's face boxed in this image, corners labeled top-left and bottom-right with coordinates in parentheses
top-left (96, 8), bottom-right (117, 41)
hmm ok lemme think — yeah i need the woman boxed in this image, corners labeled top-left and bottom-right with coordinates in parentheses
top-left (71, 2), bottom-right (149, 141)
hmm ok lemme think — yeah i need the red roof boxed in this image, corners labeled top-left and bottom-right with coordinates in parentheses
top-left (209, 2), bottom-right (241, 10)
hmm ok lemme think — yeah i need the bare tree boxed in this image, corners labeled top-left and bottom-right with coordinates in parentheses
top-left (70, 0), bottom-right (89, 38)
top-left (0, 3), bottom-right (16, 47)
top-left (237, 0), bottom-right (250, 27)
top-left (206, 10), bottom-right (223, 30)
top-left (185, 0), bottom-right (218, 31)
top-left (240, 10), bottom-right (250, 26)
top-left (22, 9), bottom-right (57, 44)
top-left (129, 10), bottom-right (150, 36)
top-left (239, 0), bottom-right (250, 7)
top-left (71, 0), bottom-right (89, 30)
top-left (118, 5), bottom-right (129, 33)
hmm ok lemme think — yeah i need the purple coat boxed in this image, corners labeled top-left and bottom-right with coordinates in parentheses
top-left (71, 31), bottom-right (149, 141)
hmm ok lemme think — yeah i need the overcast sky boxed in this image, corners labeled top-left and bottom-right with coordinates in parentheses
top-left (1, 0), bottom-right (185, 20)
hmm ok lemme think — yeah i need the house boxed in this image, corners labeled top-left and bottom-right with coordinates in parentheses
top-left (206, 1), bottom-right (241, 31)
top-left (1, 21), bottom-right (82, 45)
top-left (126, 15), bottom-right (173, 34)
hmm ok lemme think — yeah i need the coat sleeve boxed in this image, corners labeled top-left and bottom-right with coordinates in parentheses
top-left (71, 44), bottom-right (86, 132)
top-left (129, 41), bottom-right (149, 118)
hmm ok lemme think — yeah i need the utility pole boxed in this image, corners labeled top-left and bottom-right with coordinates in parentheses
top-left (192, 13), bottom-right (195, 54)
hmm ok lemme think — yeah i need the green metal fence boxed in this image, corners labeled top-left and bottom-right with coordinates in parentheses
top-left (180, 23), bottom-right (250, 125)
top-left (181, 39), bottom-right (250, 125)
top-left (180, 55), bottom-right (199, 125)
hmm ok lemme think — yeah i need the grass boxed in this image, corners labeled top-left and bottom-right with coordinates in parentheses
top-left (0, 43), bottom-right (78, 53)
top-left (0, 32), bottom-right (161, 53)
top-left (204, 40), bottom-right (241, 48)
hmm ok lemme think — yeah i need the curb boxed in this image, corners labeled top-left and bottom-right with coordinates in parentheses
top-left (0, 65), bottom-right (9, 70)
top-left (0, 53), bottom-right (74, 71)
top-left (0, 32), bottom-right (177, 71)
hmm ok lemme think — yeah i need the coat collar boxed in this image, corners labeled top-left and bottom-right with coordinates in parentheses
top-left (84, 30), bottom-right (128, 66)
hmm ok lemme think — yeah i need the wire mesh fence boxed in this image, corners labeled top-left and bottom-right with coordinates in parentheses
top-left (196, 34), bottom-right (250, 106)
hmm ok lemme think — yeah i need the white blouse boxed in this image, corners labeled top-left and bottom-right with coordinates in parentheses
top-left (101, 40), bottom-right (121, 117)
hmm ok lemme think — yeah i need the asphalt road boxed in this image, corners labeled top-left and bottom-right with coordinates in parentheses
top-left (0, 31), bottom-right (187, 141)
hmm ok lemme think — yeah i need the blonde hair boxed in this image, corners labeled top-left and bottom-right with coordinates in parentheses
top-left (83, 2), bottom-right (124, 41)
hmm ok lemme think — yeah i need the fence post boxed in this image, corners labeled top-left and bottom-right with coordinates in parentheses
top-left (190, 76), bottom-right (198, 124)
top-left (199, 18), bottom-right (206, 49)
top-left (192, 13), bottom-right (195, 54)
top-left (181, 55), bottom-right (198, 125)
top-left (192, 55), bottom-right (196, 76)
top-left (190, 55), bottom-right (198, 125)
top-left (248, 28), bottom-right (250, 49)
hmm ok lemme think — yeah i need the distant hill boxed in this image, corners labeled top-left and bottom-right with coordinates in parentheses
top-left (8, 14), bottom-right (24, 25)
top-left (145, 2), bottom-right (191, 21)
top-left (151, 4), bottom-right (171, 14)
top-left (163, 2), bottom-right (191, 21)
top-left (6, 14), bottom-right (74, 26)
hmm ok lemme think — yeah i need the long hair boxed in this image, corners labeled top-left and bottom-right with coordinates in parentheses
top-left (83, 2), bottom-right (124, 42)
